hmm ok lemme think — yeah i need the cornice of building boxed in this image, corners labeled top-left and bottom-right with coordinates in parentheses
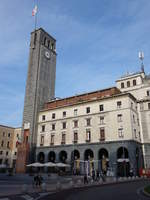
top-left (39, 91), bottom-right (137, 113)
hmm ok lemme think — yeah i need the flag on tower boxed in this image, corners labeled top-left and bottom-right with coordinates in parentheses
top-left (32, 5), bottom-right (38, 16)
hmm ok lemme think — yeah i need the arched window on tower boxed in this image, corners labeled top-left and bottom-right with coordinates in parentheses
top-left (121, 82), bottom-right (124, 88)
top-left (47, 40), bottom-right (50, 49)
top-left (133, 79), bottom-right (136, 86)
top-left (127, 81), bottom-right (130, 87)
top-left (44, 37), bottom-right (47, 46)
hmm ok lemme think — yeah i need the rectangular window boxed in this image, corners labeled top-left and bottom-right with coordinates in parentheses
top-left (5, 159), bottom-right (8, 165)
top-left (117, 101), bottom-right (122, 109)
top-left (86, 130), bottom-right (91, 142)
top-left (8, 133), bottom-right (11, 137)
top-left (148, 103), bottom-right (150, 110)
top-left (52, 124), bottom-right (55, 131)
top-left (74, 109), bottom-right (78, 116)
top-left (0, 151), bottom-right (3, 155)
top-left (62, 122), bottom-right (66, 129)
top-left (86, 118), bottom-right (91, 126)
top-left (40, 135), bottom-right (44, 146)
top-left (134, 129), bottom-right (137, 138)
top-left (117, 114), bottom-right (122, 122)
top-left (1, 141), bottom-right (4, 147)
top-left (86, 107), bottom-right (90, 114)
top-left (100, 128), bottom-right (105, 141)
top-left (42, 125), bottom-right (45, 132)
top-left (140, 103), bottom-right (144, 111)
top-left (133, 115), bottom-right (136, 123)
top-left (100, 116), bottom-right (104, 124)
top-left (3, 132), bottom-right (5, 137)
top-left (74, 120), bottom-right (78, 128)
top-left (14, 152), bottom-right (17, 156)
top-left (63, 111), bottom-right (66, 117)
top-left (52, 113), bottom-right (55, 119)
top-left (61, 133), bottom-right (66, 144)
top-left (7, 142), bottom-right (10, 149)
top-left (42, 115), bottom-right (46, 121)
top-left (50, 134), bottom-right (54, 145)
top-left (74, 132), bottom-right (78, 143)
top-left (147, 90), bottom-right (150, 96)
top-left (6, 151), bottom-right (8, 156)
top-left (99, 104), bottom-right (104, 112)
top-left (0, 159), bottom-right (2, 164)
top-left (118, 128), bottom-right (123, 138)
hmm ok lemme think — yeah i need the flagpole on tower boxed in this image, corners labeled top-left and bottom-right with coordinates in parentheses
top-left (34, 0), bottom-right (38, 31)
top-left (32, 0), bottom-right (38, 45)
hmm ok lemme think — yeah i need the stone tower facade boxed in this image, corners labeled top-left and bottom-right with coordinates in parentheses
top-left (22, 28), bottom-right (56, 162)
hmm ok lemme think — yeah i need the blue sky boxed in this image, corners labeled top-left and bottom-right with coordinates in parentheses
top-left (0, 0), bottom-right (150, 127)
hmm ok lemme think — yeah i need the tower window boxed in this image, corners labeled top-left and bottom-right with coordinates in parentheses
top-left (133, 79), bottom-right (136, 86)
top-left (44, 37), bottom-right (47, 46)
top-left (47, 40), bottom-right (50, 48)
top-left (121, 82), bottom-right (124, 88)
top-left (127, 81), bottom-right (130, 87)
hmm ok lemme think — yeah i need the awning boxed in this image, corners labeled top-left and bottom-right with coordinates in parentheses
top-left (117, 158), bottom-right (130, 162)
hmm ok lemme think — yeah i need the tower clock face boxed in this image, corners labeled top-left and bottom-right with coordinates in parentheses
top-left (45, 51), bottom-right (50, 59)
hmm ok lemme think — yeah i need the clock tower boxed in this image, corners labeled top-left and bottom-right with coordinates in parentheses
top-left (21, 28), bottom-right (56, 164)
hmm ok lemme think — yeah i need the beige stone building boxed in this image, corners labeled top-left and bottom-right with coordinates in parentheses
top-left (35, 71), bottom-right (150, 176)
top-left (0, 125), bottom-right (21, 168)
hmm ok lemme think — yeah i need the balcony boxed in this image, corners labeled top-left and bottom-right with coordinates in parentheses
top-left (50, 142), bottom-right (54, 146)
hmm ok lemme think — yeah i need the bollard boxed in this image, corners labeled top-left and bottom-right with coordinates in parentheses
top-left (41, 183), bottom-right (46, 192)
top-left (113, 177), bottom-right (117, 182)
top-left (22, 184), bottom-right (28, 193)
top-left (69, 180), bottom-right (74, 188)
top-left (56, 181), bottom-right (62, 191)
top-left (77, 179), bottom-right (82, 187)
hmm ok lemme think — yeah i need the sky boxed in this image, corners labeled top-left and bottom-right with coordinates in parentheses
top-left (0, 0), bottom-right (150, 127)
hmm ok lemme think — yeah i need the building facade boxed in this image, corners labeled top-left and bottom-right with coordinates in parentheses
top-left (116, 71), bottom-right (150, 168)
top-left (35, 79), bottom-right (149, 176)
top-left (0, 125), bottom-right (21, 168)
